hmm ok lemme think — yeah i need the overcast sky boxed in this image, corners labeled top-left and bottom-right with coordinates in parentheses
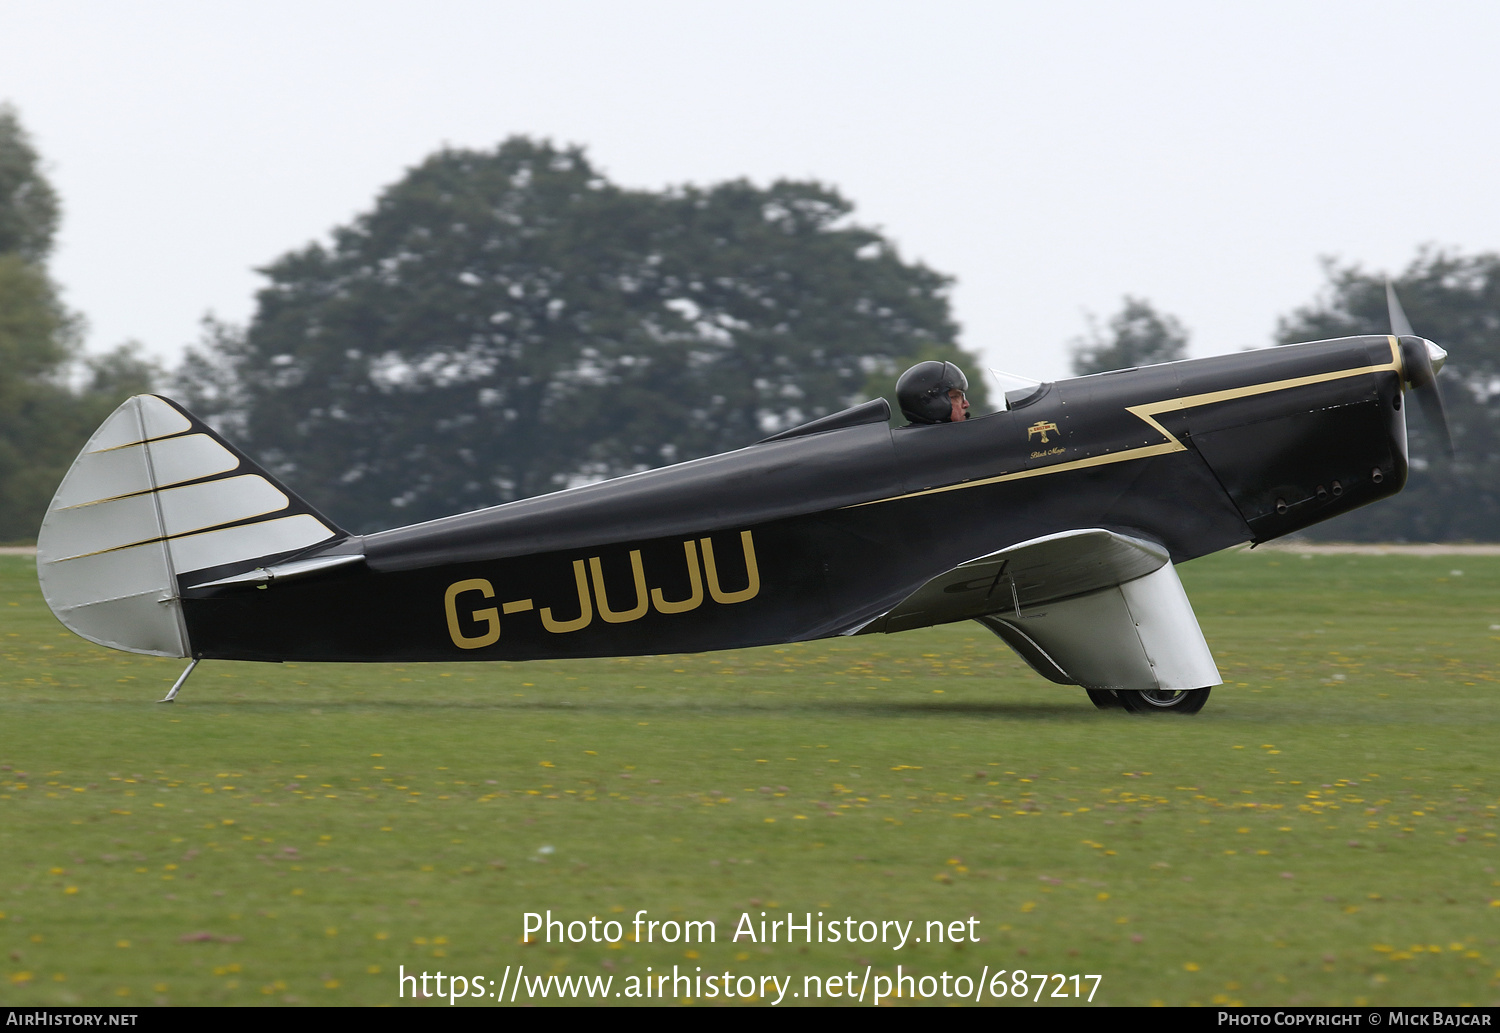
top-left (2, 1), bottom-right (1497, 384)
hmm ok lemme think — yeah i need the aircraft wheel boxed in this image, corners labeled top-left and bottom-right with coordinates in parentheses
top-left (1085, 689), bottom-right (1123, 710)
top-left (1116, 687), bottom-right (1211, 714)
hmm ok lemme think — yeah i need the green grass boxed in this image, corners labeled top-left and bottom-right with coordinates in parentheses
top-left (1, 550), bottom-right (1497, 1007)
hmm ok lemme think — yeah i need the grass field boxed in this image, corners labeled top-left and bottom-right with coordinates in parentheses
top-left (1, 549), bottom-right (1497, 1007)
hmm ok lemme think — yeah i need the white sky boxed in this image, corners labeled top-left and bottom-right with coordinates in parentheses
top-left (2, 0), bottom-right (1497, 384)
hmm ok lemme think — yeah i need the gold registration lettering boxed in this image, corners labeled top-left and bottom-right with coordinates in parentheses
top-left (451, 531), bottom-right (761, 639)
top-left (590, 551), bottom-right (649, 624)
top-left (444, 578), bottom-right (500, 649)
top-left (540, 559), bottom-right (594, 633)
top-left (651, 540), bottom-right (704, 614)
top-left (701, 530), bottom-right (760, 605)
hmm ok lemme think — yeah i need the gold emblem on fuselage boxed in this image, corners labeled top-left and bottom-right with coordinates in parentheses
top-left (1027, 420), bottom-right (1060, 444)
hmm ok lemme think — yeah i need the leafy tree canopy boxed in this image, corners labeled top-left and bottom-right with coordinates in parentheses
top-left (178, 138), bottom-right (981, 532)
top-left (1276, 249), bottom-right (1500, 541)
top-left (0, 103), bottom-right (155, 541)
top-left (1070, 296), bottom-right (1190, 376)
top-left (0, 104), bottom-right (59, 264)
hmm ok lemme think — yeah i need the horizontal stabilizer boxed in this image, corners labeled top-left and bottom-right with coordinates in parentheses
top-left (37, 395), bottom-right (346, 657)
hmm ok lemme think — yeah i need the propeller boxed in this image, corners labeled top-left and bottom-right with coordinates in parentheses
top-left (1387, 281), bottom-right (1454, 457)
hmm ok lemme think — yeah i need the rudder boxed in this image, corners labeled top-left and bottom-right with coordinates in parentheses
top-left (36, 395), bottom-right (345, 657)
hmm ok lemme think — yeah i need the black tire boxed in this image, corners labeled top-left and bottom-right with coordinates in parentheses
top-left (1116, 687), bottom-right (1211, 714)
top-left (1085, 689), bottom-right (1123, 710)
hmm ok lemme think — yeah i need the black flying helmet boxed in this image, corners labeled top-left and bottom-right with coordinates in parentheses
top-left (896, 361), bottom-right (969, 424)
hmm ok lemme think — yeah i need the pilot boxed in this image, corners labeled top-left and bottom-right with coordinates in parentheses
top-left (896, 360), bottom-right (971, 424)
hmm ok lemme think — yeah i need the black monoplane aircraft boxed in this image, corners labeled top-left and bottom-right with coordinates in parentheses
top-left (36, 288), bottom-right (1450, 713)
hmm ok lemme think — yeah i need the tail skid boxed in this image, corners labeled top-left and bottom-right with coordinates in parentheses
top-left (37, 395), bottom-right (345, 657)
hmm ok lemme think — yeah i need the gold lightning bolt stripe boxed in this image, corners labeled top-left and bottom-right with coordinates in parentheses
top-left (849, 337), bottom-right (1402, 509)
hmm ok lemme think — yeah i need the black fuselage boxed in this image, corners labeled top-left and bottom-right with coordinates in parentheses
top-left (179, 335), bottom-right (1408, 662)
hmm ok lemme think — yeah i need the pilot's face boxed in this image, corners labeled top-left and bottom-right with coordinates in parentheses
top-left (948, 388), bottom-right (970, 422)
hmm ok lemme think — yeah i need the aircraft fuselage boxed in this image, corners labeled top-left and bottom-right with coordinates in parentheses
top-left (175, 335), bottom-right (1408, 663)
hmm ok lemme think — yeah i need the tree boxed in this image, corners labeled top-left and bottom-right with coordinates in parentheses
top-left (1275, 250), bottom-right (1500, 541)
top-left (1070, 296), bottom-right (1190, 376)
top-left (0, 104), bottom-right (77, 541)
top-left (0, 104), bottom-right (59, 264)
top-left (0, 104), bottom-right (156, 541)
top-left (177, 138), bottom-right (982, 532)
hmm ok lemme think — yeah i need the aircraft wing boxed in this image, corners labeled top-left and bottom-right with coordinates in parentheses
top-left (875, 529), bottom-right (1169, 633)
top-left (867, 529), bottom-right (1221, 692)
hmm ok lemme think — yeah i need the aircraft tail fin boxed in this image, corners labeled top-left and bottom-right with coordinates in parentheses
top-left (36, 395), bottom-right (345, 657)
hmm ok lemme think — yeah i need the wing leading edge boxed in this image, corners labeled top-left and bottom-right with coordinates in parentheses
top-left (866, 529), bottom-right (1221, 693)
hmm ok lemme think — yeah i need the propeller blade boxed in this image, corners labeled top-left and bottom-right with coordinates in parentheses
top-left (1386, 280), bottom-right (1415, 337)
top-left (1387, 282), bottom-right (1454, 456)
top-left (1416, 370), bottom-right (1454, 457)
top-left (1397, 334), bottom-right (1455, 458)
